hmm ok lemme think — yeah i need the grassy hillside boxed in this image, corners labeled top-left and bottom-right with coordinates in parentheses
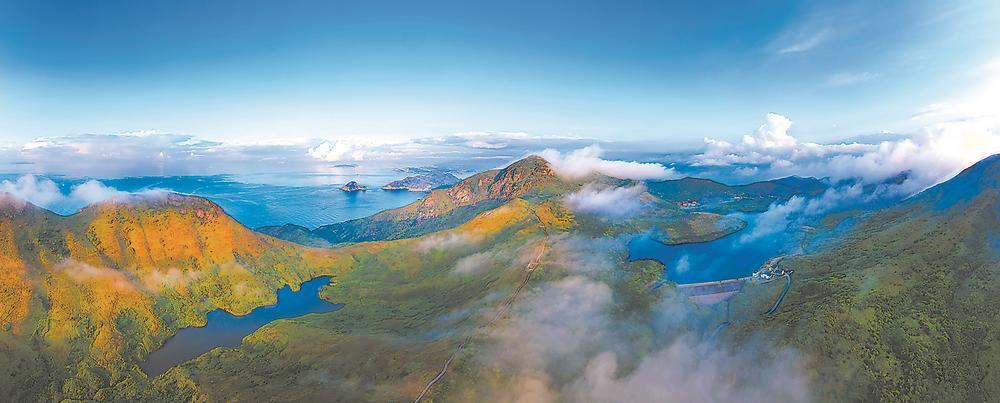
top-left (0, 193), bottom-right (352, 401)
top-left (725, 155), bottom-right (1000, 401)
top-left (260, 156), bottom-right (586, 245)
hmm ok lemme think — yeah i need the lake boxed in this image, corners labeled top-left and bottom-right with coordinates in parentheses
top-left (628, 214), bottom-right (791, 284)
top-left (140, 276), bottom-right (342, 378)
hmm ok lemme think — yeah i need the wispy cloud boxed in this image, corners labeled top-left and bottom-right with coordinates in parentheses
top-left (826, 71), bottom-right (880, 87)
top-left (777, 30), bottom-right (830, 54)
top-left (0, 130), bottom-right (609, 177)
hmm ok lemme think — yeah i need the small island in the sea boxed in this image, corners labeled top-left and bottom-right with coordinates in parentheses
top-left (339, 181), bottom-right (367, 192)
top-left (382, 171), bottom-right (460, 192)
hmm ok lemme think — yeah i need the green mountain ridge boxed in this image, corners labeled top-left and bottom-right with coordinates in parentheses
top-left (726, 153), bottom-right (1000, 401)
top-left (259, 155), bottom-right (583, 244)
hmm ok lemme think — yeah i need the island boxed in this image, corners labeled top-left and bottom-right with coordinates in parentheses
top-left (382, 171), bottom-right (460, 192)
top-left (339, 181), bottom-right (367, 192)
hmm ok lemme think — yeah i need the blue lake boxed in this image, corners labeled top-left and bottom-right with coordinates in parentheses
top-left (628, 215), bottom-right (790, 284)
top-left (140, 276), bottom-right (342, 378)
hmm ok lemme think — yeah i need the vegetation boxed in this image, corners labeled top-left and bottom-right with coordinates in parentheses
top-left (726, 156), bottom-right (1000, 401)
top-left (0, 193), bottom-right (351, 400)
top-left (646, 175), bottom-right (827, 213)
top-left (260, 156), bottom-right (586, 245)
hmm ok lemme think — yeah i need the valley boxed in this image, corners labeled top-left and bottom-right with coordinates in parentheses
top-left (1, 154), bottom-right (998, 402)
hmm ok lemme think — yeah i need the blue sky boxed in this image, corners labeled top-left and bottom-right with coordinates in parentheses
top-left (1, 0), bottom-right (996, 147)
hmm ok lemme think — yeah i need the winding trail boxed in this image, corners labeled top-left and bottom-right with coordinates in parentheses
top-left (413, 222), bottom-right (548, 403)
top-left (766, 272), bottom-right (792, 315)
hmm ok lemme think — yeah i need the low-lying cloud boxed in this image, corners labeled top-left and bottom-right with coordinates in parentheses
top-left (414, 232), bottom-right (482, 252)
top-left (693, 114), bottom-right (1000, 196)
top-left (741, 184), bottom-right (864, 242)
top-left (452, 252), bottom-right (495, 275)
top-left (563, 183), bottom-right (647, 219)
top-left (538, 145), bottom-right (678, 180)
top-left (0, 175), bottom-right (164, 214)
top-left (475, 235), bottom-right (811, 402)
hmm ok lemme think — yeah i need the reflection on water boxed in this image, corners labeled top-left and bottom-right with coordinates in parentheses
top-left (140, 276), bottom-right (341, 378)
top-left (628, 214), bottom-right (792, 284)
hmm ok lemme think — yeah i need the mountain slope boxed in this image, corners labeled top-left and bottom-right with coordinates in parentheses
top-left (727, 154), bottom-right (1000, 401)
top-left (260, 155), bottom-right (581, 244)
top-left (646, 175), bottom-right (827, 213)
top-left (0, 193), bottom-right (352, 401)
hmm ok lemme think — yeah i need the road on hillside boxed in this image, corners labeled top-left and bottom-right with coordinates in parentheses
top-left (766, 272), bottom-right (792, 315)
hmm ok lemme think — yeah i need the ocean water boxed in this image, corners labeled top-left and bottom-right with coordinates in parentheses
top-left (1, 173), bottom-right (425, 229)
top-left (140, 276), bottom-right (341, 377)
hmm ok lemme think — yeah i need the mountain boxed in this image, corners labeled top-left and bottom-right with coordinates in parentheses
top-left (382, 171), bottom-right (460, 192)
top-left (726, 154), bottom-right (1000, 401)
top-left (646, 175), bottom-right (827, 213)
top-left (260, 155), bottom-right (580, 244)
top-left (0, 193), bottom-right (351, 401)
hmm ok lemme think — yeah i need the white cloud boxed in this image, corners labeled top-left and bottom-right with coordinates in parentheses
top-left (0, 175), bottom-right (64, 208)
top-left (0, 175), bottom-right (165, 214)
top-left (479, 235), bottom-right (811, 402)
top-left (741, 184), bottom-right (864, 242)
top-left (464, 140), bottom-right (508, 149)
top-left (307, 140), bottom-right (376, 161)
top-left (68, 180), bottom-right (131, 205)
top-left (563, 184), bottom-right (647, 219)
top-left (827, 71), bottom-right (879, 87)
top-left (778, 30), bottom-right (830, 54)
top-left (452, 252), bottom-right (496, 275)
top-left (569, 340), bottom-right (809, 403)
top-left (673, 254), bottom-right (691, 274)
top-left (911, 59), bottom-right (1000, 126)
top-left (537, 145), bottom-right (678, 180)
top-left (693, 114), bottom-right (1000, 196)
top-left (1, 129), bottom-right (612, 177)
top-left (414, 232), bottom-right (481, 252)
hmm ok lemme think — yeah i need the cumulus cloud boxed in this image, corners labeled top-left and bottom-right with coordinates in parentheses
top-left (563, 184), bottom-right (647, 219)
top-left (693, 114), bottom-right (1000, 196)
top-left (0, 175), bottom-right (163, 214)
top-left (538, 145), bottom-right (678, 180)
top-left (307, 139), bottom-right (399, 162)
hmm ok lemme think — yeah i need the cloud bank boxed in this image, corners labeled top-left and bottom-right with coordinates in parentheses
top-left (563, 184), bottom-right (647, 219)
top-left (476, 235), bottom-right (811, 402)
top-left (0, 175), bottom-right (163, 214)
top-left (693, 114), bottom-right (1000, 196)
top-left (538, 145), bottom-right (678, 180)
